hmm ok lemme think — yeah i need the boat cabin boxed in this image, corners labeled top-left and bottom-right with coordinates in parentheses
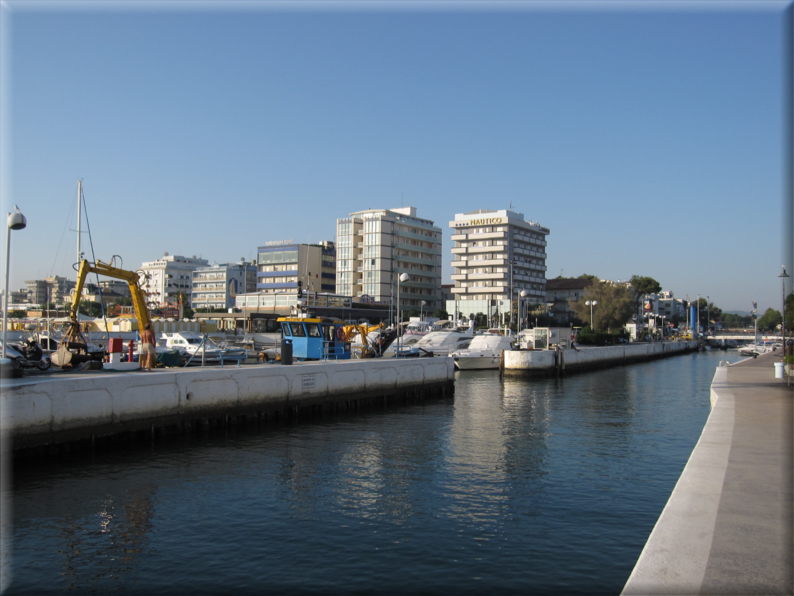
top-left (277, 316), bottom-right (351, 360)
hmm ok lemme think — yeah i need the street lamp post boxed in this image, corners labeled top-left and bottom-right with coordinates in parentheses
top-left (420, 300), bottom-right (426, 322)
top-left (509, 260), bottom-right (515, 332)
top-left (520, 289), bottom-right (528, 335)
top-left (697, 293), bottom-right (700, 338)
top-left (397, 272), bottom-right (409, 351)
top-left (706, 296), bottom-right (710, 337)
top-left (779, 266), bottom-right (790, 359)
top-left (586, 300), bottom-right (597, 332)
top-left (3, 206), bottom-right (27, 358)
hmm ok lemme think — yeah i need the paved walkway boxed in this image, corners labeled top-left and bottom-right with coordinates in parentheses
top-left (623, 351), bottom-right (793, 595)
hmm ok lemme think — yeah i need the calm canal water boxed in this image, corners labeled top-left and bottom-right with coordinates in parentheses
top-left (3, 350), bottom-right (744, 595)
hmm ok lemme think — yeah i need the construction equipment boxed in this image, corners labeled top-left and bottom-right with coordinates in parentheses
top-left (52, 258), bottom-right (152, 367)
top-left (340, 323), bottom-right (398, 358)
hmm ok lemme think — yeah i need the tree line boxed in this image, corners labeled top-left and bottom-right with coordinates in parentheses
top-left (556, 274), bottom-right (793, 333)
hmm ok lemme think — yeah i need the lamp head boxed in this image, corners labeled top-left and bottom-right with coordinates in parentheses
top-left (7, 206), bottom-right (26, 231)
top-left (399, 273), bottom-right (409, 282)
top-left (779, 266), bottom-right (790, 279)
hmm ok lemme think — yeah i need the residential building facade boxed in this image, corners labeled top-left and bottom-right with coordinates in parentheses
top-left (192, 262), bottom-right (257, 310)
top-left (336, 207), bottom-right (442, 309)
top-left (256, 241), bottom-right (336, 295)
top-left (25, 276), bottom-right (75, 305)
top-left (447, 209), bottom-right (549, 319)
top-left (655, 291), bottom-right (686, 320)
top-left (545, 278), bottom-right (593, 324)
top-left (140, 254), bottom-right (209, 307)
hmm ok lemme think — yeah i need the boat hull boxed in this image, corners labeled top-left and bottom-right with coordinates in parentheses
top-left (454, 355), bottom-right (502, 370)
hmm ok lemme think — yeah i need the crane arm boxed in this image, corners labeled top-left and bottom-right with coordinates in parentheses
top-left (70, 259), bottom-right (152, 332)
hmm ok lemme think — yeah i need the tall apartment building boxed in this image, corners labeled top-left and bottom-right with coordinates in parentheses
top-left (448, 209), bottom-right (549, 318)
top-left (256, 241), bottom-right (336, 295)
top-left (25, 276), bottom-right (76, 305)
top-left (192, 262), bottom-right (257, 310)
top-left (140, 254), bottom-right (209, 307)
top-left (336, 207), bottom-right (442, 309)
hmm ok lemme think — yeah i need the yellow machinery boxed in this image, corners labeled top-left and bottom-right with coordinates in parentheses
top-left (339, 323), bottom-right (397, 358)
top-left (52, 258), bottom-right (152, 367)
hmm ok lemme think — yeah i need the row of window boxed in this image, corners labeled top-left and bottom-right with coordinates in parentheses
top-left (258, 250), bottom-right (299, 265)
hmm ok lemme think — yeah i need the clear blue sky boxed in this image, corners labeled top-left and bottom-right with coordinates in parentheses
top-left (2, 1), bottom-right (790, 313)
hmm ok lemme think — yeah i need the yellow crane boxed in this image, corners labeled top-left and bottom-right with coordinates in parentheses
top-left (339, 323), bottom-right (398, 358)
top-left (52, 258), bottom-right (152, 367)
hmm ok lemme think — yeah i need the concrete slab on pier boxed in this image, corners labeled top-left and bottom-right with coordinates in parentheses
top-left (623, 351), bottom-right (793, 595)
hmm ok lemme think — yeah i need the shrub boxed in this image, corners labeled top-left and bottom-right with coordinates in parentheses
top-left (575, 328), bottom-right (629, 346)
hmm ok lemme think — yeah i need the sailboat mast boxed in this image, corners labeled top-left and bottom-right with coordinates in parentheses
top-left (76, 179), bottom-right (82, 267)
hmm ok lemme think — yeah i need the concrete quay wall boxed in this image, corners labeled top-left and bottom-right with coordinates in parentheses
top-left (504, 340), bottom-right (697, 375)
top-left (622, 352), bottom-right (792, 594)
top-left (2, 358), bottom-right (455, 451)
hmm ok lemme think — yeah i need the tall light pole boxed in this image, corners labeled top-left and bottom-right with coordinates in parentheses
top-left (420, 300), bottom-right (426, 322)
top-left (586, 300), bottom-right (597, 332)
top-left (706, 296), bottom-right (710, 337)
top-left (397, 272), bottom-right (409, 350)
top-left (3, 206), bottom-right (27, 358)
top-left (697, 293), bottom-right (700, 338)
top-left (509, 259), bottom-right (515, 332)
top-left (779, 266), bottom-right (790, 359)
top-left (520, 289), bottom-right (527, 334)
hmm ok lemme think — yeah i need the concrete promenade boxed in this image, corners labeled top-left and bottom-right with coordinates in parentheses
top-left (623, 351), bottom-right (793, 595)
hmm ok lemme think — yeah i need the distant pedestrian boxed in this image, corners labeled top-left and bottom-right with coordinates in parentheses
top-left (140, 323), bottom-right (157, 371)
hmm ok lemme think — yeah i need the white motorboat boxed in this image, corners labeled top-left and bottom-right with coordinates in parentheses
top-left (738, 341), bottom-right (778, 357)
top-left (162, 332), bottom-right (223, 363)
top-left (394, 328), bottom-right (474, 358)
top-left (403, 320), bottom-right (432, 337)
top-left (451, 331), bottom-right (515, 370)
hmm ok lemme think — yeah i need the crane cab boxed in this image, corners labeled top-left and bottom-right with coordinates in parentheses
top-left (277, 316), bottom-right (350, 361)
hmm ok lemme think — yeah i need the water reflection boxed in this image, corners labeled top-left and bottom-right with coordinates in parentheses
top-left (7, 351), bottom-right (744, 594)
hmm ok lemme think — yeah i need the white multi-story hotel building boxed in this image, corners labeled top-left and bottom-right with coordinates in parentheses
top-left (336, 207), bottom-right (442, 309)
top-left (192, 262), bottom-right (257, 311)
top-left (140, 254), bottom-right (209, 307)
top-left (448, 209), bottom-right (549, 319)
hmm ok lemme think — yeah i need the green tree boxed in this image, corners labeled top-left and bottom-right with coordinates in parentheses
top-left (403, 308), bottom-right (419, 321)
top-left (721, 313), bottom-right (752, 329)
top-left (757, 308), bottom-right (782, 331)
top-left (78, 301), bottom-right (104, 318)
top-left (432, 308), bottom-right (448, 320)
top-left (554, 273), bottom-right (598, 282)
top-left (571, 281), bottom-right (634, 333)
top-left (694, 297), bottom-right (722, 331)
top-left (8, 309), bottom-right (26, 319)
